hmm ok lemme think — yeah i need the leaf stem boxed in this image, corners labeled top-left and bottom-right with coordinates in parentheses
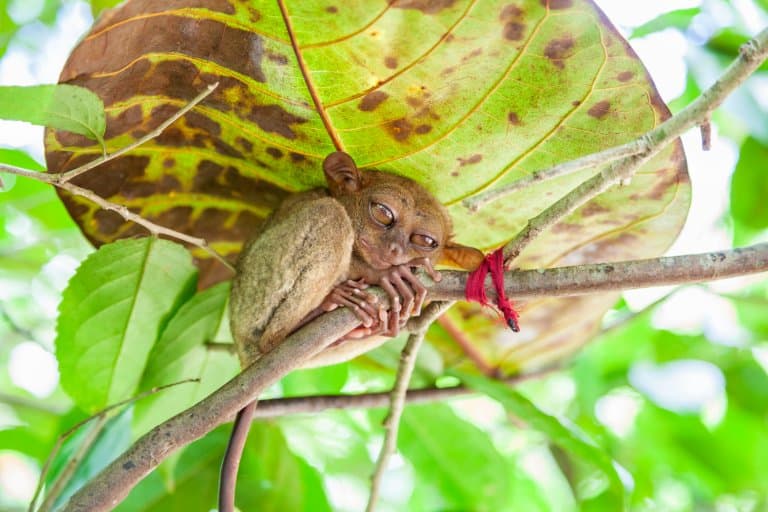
top-left (276, 0), bottom-right (344, 152)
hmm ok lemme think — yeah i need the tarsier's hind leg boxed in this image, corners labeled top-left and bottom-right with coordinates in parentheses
top-left (229, 196), bottom-right (353, 366)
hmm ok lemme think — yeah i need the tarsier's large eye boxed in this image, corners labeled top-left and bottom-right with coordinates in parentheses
top-left (411, 233), bottom-right (439, 250)
top-left (370, 202), bottom-right (395, 227)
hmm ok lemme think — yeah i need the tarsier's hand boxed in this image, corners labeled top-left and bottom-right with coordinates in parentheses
top-left (320, 279), bottom-right (387, 339)
top-left (374, 257), bottom-right (442, 337)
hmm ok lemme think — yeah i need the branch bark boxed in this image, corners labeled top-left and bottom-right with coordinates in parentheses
top-left (61, 242), bottom-right (768, 510)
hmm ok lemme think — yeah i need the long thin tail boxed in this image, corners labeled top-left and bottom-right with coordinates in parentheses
top-left (219, 400), bottom-right (258, 512)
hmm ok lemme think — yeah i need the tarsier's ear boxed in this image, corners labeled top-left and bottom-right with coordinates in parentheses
top-left (323, 151), bottom-right (362, 195)
top-left (439, 242), bottom-right (485, 271)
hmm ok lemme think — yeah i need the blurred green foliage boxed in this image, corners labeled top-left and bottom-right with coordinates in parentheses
top-left (1, 1), bottom-right (768, 511)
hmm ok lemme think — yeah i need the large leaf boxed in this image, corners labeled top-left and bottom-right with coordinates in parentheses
top-left (45, 0), bottom-right (690, 368)
top-left (56, 238), bottom-right (198, 412)
top-left (459, 371), bottom-right (628, 506)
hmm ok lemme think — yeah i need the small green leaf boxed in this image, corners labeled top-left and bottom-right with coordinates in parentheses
top-left (457, 372), bottom-right (629, 505)
top-left (398, 403), bottom-right (515, 509)
top-left (0, 84), bottom-right (106, 144)
top-left (731, 137), bottom-right (768, 230)
top-left (56, 238), bottom-right (198, 412)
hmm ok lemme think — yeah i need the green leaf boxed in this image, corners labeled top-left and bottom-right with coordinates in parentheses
top-left (56, 238), bottom-right (198, 412)
top-left (398, 402), bottom-right (515, 510)
top-left (630, 8), bottom-right (701, 39)
top-left (457, 372), bottom-right (628, 506)
top-left (134, 281), bottom-right (238, 434)
top-left (236, 423), bottom-right (332, 512)
top-left (730, 137), bottom-right (768, 230)
top-left (0, 84), bottom-right (106, 143)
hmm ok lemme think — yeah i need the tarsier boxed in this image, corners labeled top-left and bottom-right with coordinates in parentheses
top-left (220, 152), bottom-right (484, 511)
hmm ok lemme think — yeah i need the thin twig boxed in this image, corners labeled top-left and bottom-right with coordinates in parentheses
top-left (463, 139), bottom-right (649, 211)
top-left (500, 27), bottom-right (768, 264)
top-left (57, 82), bottom-right (219, 183)
top-left (36, 415), bottom-right (108, 512)
top-left (366, 330), bottom-right (427, 512)
top-left (29, 379), bottom-right (198, 512)
top-left (248, 369), bottom-right (555, 419)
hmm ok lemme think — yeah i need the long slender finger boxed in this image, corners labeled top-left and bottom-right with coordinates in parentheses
top-left (397, 266), bottom-right (429, 314)
top-left (389, 270), bottom-right (415, 323)
top-left (334, 295), bottom-right (375, 327)
top-left (414, 257), bottom-right (441, 283)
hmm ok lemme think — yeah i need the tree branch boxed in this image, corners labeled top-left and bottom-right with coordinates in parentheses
top-left (48, 24), bottom-right (768, 512)
top-left (62, 309), bottom-right (358, 511)
top-left (432, 243), bottom-right (768, 301)
top-left (60, 241), bottom-right (768, 510)
top-left (491, 27), bottom-right (768, 263)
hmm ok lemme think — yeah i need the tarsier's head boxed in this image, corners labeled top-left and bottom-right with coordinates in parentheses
top-left (323, 152), bottom-right (484, 271)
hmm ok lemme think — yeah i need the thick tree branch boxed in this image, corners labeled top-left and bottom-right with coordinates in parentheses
top-left (62, 310), bottom-right (359, 511)
top-left (432, 243), bottom-right (768, 301)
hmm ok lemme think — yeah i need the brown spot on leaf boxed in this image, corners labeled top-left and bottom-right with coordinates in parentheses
top-left (458, 154), bottom-right (483, 166)
top-left (266, 147), bottom-right (284, 159)
top-left (94, 209), bottom-right (126, 237)
top-left (572, 100), bottom-right (581, 107)
top-left (386, 118), bottom-right (414, 141)
top-left (105, 105), bottom-right (143, 138)
top-left (544, 36), bottom-right (574, 69)
top-left (385, 56), bottom-right (398, 69)
top-left (544, 0), bottom-right (572, 9)
top-left (451, 171), bottom-right (459, 177)
top-left (504, 22), bottom-right (525, 41)
top-left (415, 124), bottom-right (432, 134)
top-left (441, 66), bottom-right (456, 76)
top-left (290, 152), bottom-right (306, 163)
top-left (235, 137), bottom-right (253, 152)
top-left (266, 51), bottom-right (289, 65)
top-left (359, 91), bottom-right (389, 112)
top-left (391, 0), bottom-right (456, 14)
top-left (617, 71), bottom-right (635, 82)
top-left (406, 96), bottom-right (423, 108)
top-left (500, 4), bottom-right (524, 19)
top-left (326, 5), bottom-right (338, 13)
top-left (155, 206), bottom-right (193, 233)
top-left (185, 111), bottom-right (221, 137)
top-left (248, 104), bottom-right (307, 139)
top-left (190, 208), bottom-right (230, 239)
top-left (163, 158), bottom-right (175, 168)
top-left (463, 48), bottom-right (483, 62)
top-left (587, 100), bottom-right (610, 119)
top-left (508, 112), bottom-right (521, 125)
top-left (580, 202), bottom-right (609, 217)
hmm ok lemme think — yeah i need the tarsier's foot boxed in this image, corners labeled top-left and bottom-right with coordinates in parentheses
top-left (377, 258), bottom-right (441, 337)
